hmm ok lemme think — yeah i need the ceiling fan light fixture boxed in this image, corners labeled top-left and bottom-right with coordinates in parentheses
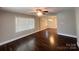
top-left (36, 11), bottom-right (43, 16)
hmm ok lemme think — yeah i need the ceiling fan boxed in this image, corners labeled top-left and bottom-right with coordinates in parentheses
top-left (30, 7), bottom-right (48, 16)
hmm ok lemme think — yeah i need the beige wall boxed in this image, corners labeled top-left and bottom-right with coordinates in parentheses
top-left (39, 16), bottom-right (57, 29)
top-left (47, 16), bottom-right (57, 28)
top-left (57, 9), bottom-right (77, 37)
top-left (0, 10), bottom-right (46, 45)
top-left (39, 16), bottom-right (48, 30)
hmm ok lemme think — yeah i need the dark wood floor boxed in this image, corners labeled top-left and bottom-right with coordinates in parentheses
top-left (0, 28), bottom-right (78, 51)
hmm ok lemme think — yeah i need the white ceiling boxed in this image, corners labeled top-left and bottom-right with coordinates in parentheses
top-left (0, 7), bottom-right (74, 15)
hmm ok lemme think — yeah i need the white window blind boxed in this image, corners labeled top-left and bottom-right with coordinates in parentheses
top-left (15, 16), bottom-right (35, 32)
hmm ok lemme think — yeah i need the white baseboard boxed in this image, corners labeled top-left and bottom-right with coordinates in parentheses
top-left (0, 28), bottom-right (47, 46)
top-left (58, 33), bottom-right (77, 38)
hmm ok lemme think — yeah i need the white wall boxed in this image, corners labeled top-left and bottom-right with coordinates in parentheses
top-left (0, 10), bottom-right (47, 45)
top-left (57, 9), bottom-right (77, 38)
top-left (75, 8), bottom-right (79, 47)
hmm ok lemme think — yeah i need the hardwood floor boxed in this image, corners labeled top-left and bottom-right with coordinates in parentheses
top-left (0, 28), bottom-right (78, 51)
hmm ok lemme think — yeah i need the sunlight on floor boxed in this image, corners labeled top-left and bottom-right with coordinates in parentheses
top-left (49, 35), bottom-right (55, 45)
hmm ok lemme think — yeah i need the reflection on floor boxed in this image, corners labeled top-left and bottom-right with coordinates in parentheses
top-left (0, 28), bottom-right (78, 51)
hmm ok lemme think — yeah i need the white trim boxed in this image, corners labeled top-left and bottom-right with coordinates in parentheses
top-left (0, 28), bottom-right (46, 46)
top-left (58, 33), bottom-right (77, 38)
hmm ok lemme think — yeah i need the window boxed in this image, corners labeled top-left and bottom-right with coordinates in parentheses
top-left (15, 16), bottom-right (35, 32)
